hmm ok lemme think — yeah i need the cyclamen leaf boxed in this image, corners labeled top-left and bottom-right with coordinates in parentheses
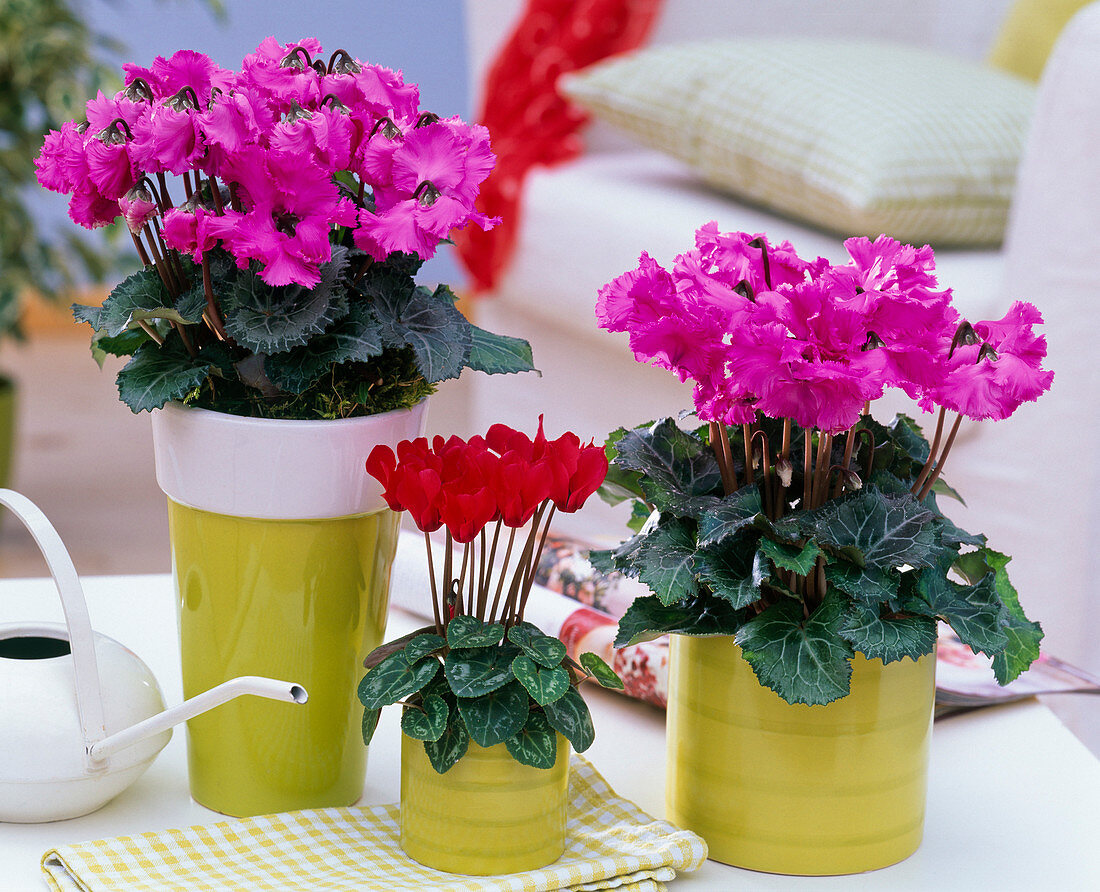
top-left (80, 265), bottom-right (204, 336)
top-left (913, 569), bottom-right (1008, 658)
top-left (825, 562), bottom-right (900, 605)
top-left (635, 520), bottom-right (698, 606)
top-left (812, 487), bottom-right (937, 571)
top-left (976, 548), bottom-right (1042, 684)
top-left (734, 592), bottom-right (855, 705)
top-left (402, 633), bottom-right (447, 663)
top-left (264, 303), bottom-right (386, 394)
top-left (697, 546), bottom-right (769, 611)
top-left (457, 680), bottom-right (530, 748)
top-left (115, 336), bottom-right (212, 413)
top-left (424, 708), bottom-right (470, 774)
top-left (362, 625), bottom-right (441, 669)
top-left (839, 602), bottom-right (938, 664)
top-left (614, 592), bottom-right (743, 648)
top-left (579, 651), bottom-right (624, 689)
top-left (467, 324), bottom-right (536, 376)
top-left (504, 709), bottom-right (559, 769)
top-left (444, 646), bottom-right (516, 697)
top-left (446, 616), bottom-right (505, 649)
top-left (512, 654), bottom-right (570, 705)
top-left (361, 706), bottom-right (381, 746)
top-left (759, 537), bottom-right (823, 576)
top-left (373, 284), bottom-right (470, 383)
top-left (357, 650), bottom-right (440, 709)
top-left (697, 485), bottom-right (765, 547)
top-left (220, 252), bottom-right (350, 353)
top-left (400, 694), bottom-right (450, 742)
top-left (507, 622), bottom-right (567, 668)
top-left (541, 687), bottom-right (595, 753)
top-left (614, 419), bottom-right (722, 516)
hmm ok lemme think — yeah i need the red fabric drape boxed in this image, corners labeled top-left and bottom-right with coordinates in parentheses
top-left (454, 0), bottom-right (664, 293)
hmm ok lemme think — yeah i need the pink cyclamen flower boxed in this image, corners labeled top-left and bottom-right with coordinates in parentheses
top-left (34, 122), bottom-right (88, 194)
top-left (214, 147), bottom-right (357, 286)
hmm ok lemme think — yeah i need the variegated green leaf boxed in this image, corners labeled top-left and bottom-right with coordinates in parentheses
top-left (504, 710), bottom-right (559, 769)
top-left (444, 646), bottom-right (516, 697)
top-left (512, 654), bottom-right (570, 705)
top-left (423, 707), bottom-right (469, 774)
top-left (357, 650), bottom-right (439, 709)
top-left (542, 687), bottom-right (595, 753)
top-left (457, 680), bottom-right (530, 748)
top-left (400, 694), bottom-right (449, 742)
top-left (507, 622), bottom-right (567, 668)
top-left (579, 652), bottom-right (624, 689)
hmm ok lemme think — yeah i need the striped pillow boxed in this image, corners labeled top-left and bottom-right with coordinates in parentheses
top-left (561, 39), bottom-right (1036, 247)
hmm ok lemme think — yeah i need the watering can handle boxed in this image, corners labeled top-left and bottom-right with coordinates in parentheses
top-left (0, 489), bottom-right (107, 758)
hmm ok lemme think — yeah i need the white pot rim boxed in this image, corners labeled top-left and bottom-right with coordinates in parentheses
top-left (151, 399), bottom-right (429, 520)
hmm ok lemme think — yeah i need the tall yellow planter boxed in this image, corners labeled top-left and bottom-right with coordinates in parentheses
top-left (400, 734), bottom-right (570, 874)
top-left (667, 635), bottom-right (936, 875)
top-left (151, 401), bottom-right (427, 816)
top-left (170, 503), bottom-right (398, 816)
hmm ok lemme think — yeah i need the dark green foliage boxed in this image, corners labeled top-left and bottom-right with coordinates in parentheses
top-left (602, 415), bottom-right (1042, 705)
top-left (75, 247), bottom-right (534, 417)
top-left (361, 614), bottom-right (597, 773)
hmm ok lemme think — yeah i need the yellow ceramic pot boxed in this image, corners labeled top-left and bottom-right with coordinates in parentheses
top-left (151, 401), bottom-right (427, 817)
top-left (667, 635), bottom-right (936, 875)
top-left (170, 503), bottom-right (398, 816)
top-left (400, 733), bottom-right (570, 874)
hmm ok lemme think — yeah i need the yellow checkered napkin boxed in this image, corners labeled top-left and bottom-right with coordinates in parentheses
top-left (41, 757), bottom-right (707, 892)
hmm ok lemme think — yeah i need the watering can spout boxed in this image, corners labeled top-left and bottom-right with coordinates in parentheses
top-left (87, 676), bottom-right (308, 763)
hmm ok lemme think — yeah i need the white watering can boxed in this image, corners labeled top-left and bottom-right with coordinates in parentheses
top-left (0, 489), bottom-right (308, 823)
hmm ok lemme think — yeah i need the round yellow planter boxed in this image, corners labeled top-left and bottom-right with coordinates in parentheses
top-left (151, 401), bottom-right (427, 817)
top-left (667, 635), bottom-right (936, 875)
top-left (400, 733), bottom-right (570, 875)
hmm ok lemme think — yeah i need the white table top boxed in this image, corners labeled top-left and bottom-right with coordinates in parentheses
top-left (2, 574), bottom-right (1099, 890)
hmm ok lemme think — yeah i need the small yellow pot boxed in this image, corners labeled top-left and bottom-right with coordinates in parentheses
top-left (400, 733), bottom-right (570, 875)
top-left (667, 635), bottom-right (936, 875)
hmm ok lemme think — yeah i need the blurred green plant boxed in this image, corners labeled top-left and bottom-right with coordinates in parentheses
top-left (0, 0), bottom-right (223, 341)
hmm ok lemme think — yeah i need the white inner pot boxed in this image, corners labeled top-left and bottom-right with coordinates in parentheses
top-left (150, 401), bottom-right (429, 519)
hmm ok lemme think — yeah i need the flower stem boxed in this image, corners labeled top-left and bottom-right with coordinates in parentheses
top-left (803, 429), bottom-right (814, 509)
top-left (834, 425), bottom-right (857, 499)
top-left (718, 421), bottom-right (737, 492)
top-left (812, 432), bottom-right (832, 509)
top-left (442, 530), bottom-right (454, 626)
top-left (917, 414), bottom-right (963, 501)
top-left (201, 255), bottom-right (230, 341)
top-left (912, 407), bottom-right (946, 497)
top-left (424, 531), bottom-right (442, 634)
top-left (742, 423), bottom-right (754, 484)
top-left (518, 505), bottom-right (556, 622)
top-left (488, 525), bottom-right (517, 624)
top-left (710, 422), bottom-right (735, 495)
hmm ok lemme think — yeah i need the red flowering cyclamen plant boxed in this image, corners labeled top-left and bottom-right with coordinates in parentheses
top-left (594, 225), bottom-right (1052, 706)
top-left (358, 421), bottom-right (622, 774)
top-left (36, 39), bottom-right (533, 417)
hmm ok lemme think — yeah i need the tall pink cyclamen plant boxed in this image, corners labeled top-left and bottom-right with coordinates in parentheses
top-left (35, 39), bottom-right (534, 418)
top-left (597, 225), bottom-right (1052, 512)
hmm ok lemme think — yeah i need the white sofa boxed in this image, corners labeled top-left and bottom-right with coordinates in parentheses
top-left (454, 1), bottom-right (1100, 750)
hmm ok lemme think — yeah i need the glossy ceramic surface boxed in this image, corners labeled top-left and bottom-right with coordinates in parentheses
top-left (400, 734), bottom-right (570, 875)
top-left (151, 401), bottom-right (428, 519)
top-left (667, 635), bottom-right (936, 875)
top-left (170, 501), bottom-right (400, 816)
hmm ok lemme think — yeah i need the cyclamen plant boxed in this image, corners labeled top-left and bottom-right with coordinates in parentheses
top-left (35, 38), bottom-right (533, 417)
top-left (358, 421), bottom-right (622, 773)
top-left (593, 225), bottom-right (1052, 706)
